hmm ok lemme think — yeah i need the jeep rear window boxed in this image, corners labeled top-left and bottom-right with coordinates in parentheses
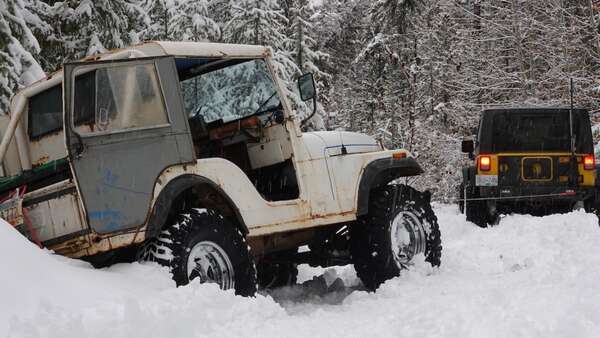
top-left (28, 85), bottom-right (62, 139)
top-left (28, 73), bottom-right (95, 139)
top-left (479, 110), bottom-right (593, 153)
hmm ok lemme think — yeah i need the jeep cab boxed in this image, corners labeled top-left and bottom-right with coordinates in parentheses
top-left (460, 107), bottom-right (596, 227)
top-left (0, 41), bottom-right (441, 294)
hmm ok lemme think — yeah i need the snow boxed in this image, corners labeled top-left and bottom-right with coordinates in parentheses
top-left (2, 205), bottom-right (600, 337)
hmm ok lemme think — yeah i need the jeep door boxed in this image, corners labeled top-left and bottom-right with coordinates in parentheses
top-left (63, 56), bottom-right (194, 234)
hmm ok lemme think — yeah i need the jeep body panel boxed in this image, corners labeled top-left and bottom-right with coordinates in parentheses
top-left (301, 131), bottom-right (382, 159)
top-left (23, 147), bottom-right (411, 258)
top-left (151, 147), bottom-right (410, 238)
top-left (63, 56), bottom-right (195, 234)
top-left (0, 41), bottom-right (421, 260)
top-left (22, 180), bottom-right (87, 243)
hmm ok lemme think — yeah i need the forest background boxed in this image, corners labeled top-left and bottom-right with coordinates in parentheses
top-left (3, 0), bottom-right (600, 200)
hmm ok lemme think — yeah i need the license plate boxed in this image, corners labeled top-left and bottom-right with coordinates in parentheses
top-left (476, 175), bottom-right (498, 187)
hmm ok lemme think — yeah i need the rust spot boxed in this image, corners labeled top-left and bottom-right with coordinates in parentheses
top-left (50, 236), bottom-right (90, 256)
top-left (30, 130), bottom-right (63, 146)
top-left (32, 156), bottom-right (50, 168)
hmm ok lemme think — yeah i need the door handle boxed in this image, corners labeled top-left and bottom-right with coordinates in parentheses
top-left (98, 107), bottom-right (109, 131)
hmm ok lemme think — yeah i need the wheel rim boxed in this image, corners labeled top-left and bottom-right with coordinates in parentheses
top-left (390, 211), bottom-right (428, 268)
top-left (187, 241), bottom-right (235, 290)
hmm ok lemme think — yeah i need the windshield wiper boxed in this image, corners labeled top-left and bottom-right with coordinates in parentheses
top-left (253, 91), bottom-right (280, 115)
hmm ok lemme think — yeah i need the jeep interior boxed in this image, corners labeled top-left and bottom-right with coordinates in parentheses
top-left (176, 57), bottom-right (299, 202)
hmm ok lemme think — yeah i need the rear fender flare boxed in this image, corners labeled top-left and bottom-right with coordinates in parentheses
top-left (145, 174), bottom-right (248, 239)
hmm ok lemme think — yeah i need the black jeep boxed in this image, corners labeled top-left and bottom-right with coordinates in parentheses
top-left (459, 107), bottom-right (597, 227)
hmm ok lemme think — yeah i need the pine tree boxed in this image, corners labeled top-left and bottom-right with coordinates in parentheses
top-left (225, 0), bottom-right (288, 47)
top-left (169, 0), bottom-right (220, 42)
top-left (287, 0), bottom-right (329, 81)
top-left (225, 0), bottom-right (296, 76)
top-left (0, 0), bottom-right (46, 113)
top-left (142, 0), bottom-right (176, 40)
top-left (285, 0), bottom-right (330, 128)
top-left (42, 0), bottom-right (148, 65)
top-left (371, 0), bottom-right (420, 34)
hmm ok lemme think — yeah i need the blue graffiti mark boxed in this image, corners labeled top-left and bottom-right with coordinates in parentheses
top-left (88, 210), bottom-right (124, 220)
top-left (95, 172), bottom-right (147, 196)
top-left (88, 210), bottom-right (127, 232)
top-left (102, 169), bottom-right (119, 185)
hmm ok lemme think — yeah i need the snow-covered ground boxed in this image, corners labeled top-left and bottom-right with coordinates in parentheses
top-left (2, 205), bottom-right (600, 338)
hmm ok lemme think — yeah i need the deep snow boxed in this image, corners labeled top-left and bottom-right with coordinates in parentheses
top-left (2, 205), bottom-right (600, 338)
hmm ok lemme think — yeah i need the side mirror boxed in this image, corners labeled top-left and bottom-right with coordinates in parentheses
top-left (298, 73), bottom-right (316, 101)
top-left (461, 139), bottom-right (474, 154)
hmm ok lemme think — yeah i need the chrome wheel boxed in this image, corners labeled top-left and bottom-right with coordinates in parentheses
top-left (187, 241), bottom-right (235, 290)
top-left (390, 211), bottom-right (428, 268)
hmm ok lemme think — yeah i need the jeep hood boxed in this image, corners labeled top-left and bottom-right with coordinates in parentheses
top-left (302, 131), bottom-right (382, 160)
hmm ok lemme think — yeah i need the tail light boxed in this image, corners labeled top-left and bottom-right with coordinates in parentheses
top-left (479, 155), bottom-right (491, 171)
top-left (584, 154), bottom-right (595, 170)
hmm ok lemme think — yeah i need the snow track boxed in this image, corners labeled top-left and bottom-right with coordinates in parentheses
top-left (2, 205), bottom-right (600, 338)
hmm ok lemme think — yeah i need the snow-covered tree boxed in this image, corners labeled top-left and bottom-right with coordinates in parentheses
top-left (142, 0), bottom-right (176, 40)
top-left (282, 0), bottom-right (330, 128)
top-left (224, 0), bottom-right (287, 47)
top-left (371, 0), bottom-right (420, 34)
top-left (287, 0), bottom-right (326, 75)
top-left (0, 0), bottom-right (46, 113)
top-left (40, 0), bottom-right (148, 66)
top-left (169, 0), bottom-right (220, 42)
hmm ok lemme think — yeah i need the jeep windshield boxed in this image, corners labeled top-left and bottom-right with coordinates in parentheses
top-left (478, 108), bottom-right (594, 153)
top-left (177, 58), bottom-right (281, 124)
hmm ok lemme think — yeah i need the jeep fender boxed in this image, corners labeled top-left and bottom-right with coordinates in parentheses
top-left (356, 157), bottom-right (424, 216)
top-left (145, 174), bottom-right (248, 239)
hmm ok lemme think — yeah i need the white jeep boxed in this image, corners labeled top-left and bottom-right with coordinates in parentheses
top-left (0, 41), bottom-right (441, 295)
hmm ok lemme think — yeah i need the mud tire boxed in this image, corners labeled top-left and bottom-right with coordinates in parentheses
top-left (350, 184), bottom-right (442, 291)
top-left (140, 208), bottom-right (257, 296)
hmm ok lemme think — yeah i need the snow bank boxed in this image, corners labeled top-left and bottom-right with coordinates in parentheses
top-left (2, 206), bottom-right (600, 338)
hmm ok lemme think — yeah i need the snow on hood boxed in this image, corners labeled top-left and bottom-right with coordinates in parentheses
top-left (302, 131), bottom-right (382, 160)
top-left (2, 208), bottom-right (600, 337)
